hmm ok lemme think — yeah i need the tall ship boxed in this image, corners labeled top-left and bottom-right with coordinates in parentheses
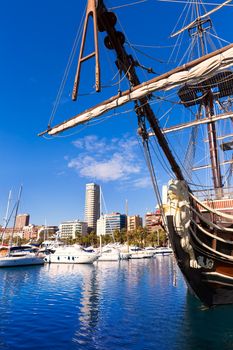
top-left (40, 0), bottom-right (233, 306)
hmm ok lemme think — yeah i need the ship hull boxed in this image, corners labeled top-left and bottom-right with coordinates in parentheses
top-left (166, 215), bottom-right (233, 307)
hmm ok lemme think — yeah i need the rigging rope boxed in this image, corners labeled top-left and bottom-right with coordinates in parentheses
top-left (109, 0), bottom-right (148, 10)
top-left (183, 125), bottom-right (198, 179)
top-left (142, 139), bottom-right (164, 212)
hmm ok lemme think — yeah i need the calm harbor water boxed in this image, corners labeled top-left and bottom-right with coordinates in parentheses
top-left (0, 256), bottom-right (233, 350)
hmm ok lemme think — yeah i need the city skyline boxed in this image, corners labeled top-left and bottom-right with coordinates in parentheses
top-left (0, 1), bottom-right (231, 226)
top-left (1, 182), bottom-right (151, 228)
top-left (0, 179), bottom-right (156, 227)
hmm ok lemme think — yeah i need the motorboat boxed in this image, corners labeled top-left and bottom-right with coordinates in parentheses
top-left (39, 240), bottom-right (65, 254)
top-left (129, 247), bottom-right (154, 259)
top-left (144, 246), bottom-right (157, 256)
top-left (97, 246), bottom-right (120, 262)
top-left (154, 247), bottom-right (173, 256)
top-left (0, 246), bottom-right (44, 267)
top-left (44, 245), bottom-right (98, 264)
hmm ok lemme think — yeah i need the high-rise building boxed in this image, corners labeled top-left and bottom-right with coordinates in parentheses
top-left (84, 183), bottom-right (100, 232)
top-left (15, 214), bottom-right (30, 229)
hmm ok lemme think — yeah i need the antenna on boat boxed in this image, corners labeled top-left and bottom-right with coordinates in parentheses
top-left (72, 0), bottom-right (101, 101)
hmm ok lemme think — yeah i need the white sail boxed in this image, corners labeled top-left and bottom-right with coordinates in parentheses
top-left (41, 44), bottom-right (233, 136)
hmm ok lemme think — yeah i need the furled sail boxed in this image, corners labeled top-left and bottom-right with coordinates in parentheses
top-left (39, 44), bottom-right (233, 136)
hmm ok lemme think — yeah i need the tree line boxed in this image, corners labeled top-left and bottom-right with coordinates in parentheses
top-left (72, 227), bottom-right (168, 247)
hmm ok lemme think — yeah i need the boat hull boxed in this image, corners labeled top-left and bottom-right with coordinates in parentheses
top-left (166, 215), bottom-right (233, 307)
top-left (44, 253), bottom-right (98, 264)
top-left (0, 255), bottom-right (44, 267)
top-left (97, 253), bottom-right (120, 261)
top-left (120, 252), bottom-right (131, 260)
top-left (130, 252), bottom-right (154, 259)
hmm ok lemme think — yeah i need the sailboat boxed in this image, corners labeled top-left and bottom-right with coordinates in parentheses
top-left (0, 187), bottom-right (44, 267)
top-left (39, 0), bottom-right (233, 306)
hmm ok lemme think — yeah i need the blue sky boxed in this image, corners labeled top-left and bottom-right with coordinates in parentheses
top-left (0, 0), bottom-right (232, 226)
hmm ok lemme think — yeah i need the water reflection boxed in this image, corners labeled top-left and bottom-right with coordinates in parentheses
top-left (44, 263), bottom-right (101, 332)
top-left (72, 257), bottom-right (186, 350)
top-left (0, 266), bottom-right (42, 299)
top-left (182, 294), bottom-right (233, 350)
top-left (1, 257), bottom-right (232, 350)
top-left (0, 266), bottom-right (43, 350)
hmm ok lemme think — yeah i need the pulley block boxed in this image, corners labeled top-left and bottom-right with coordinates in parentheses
top-left (104, 31), bottom-right (125, 50)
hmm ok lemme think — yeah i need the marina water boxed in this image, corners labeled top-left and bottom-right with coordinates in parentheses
top-left (0, 257), bottom-right (233, 350)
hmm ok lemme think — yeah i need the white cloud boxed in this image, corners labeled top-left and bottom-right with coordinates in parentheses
top-left (68, 135), bottom-right (143, 182)
top-left (72, 135), bottom-right (113, 153)
top-left (131, 177), bottom-right (152, 189)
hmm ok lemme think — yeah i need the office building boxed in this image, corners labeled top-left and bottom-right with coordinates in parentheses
top-left (97, 212), bottom-right (127, 236)
top-left (84, 183), bottom-right (100, 232)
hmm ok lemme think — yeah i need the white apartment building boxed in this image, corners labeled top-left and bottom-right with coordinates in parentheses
top-left (84, 183), bottom-right (100, 232)
top-left (59, 220), bottom-right (88, 240)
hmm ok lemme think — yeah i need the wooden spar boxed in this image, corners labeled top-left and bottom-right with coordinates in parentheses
top-left (72, 0), bottom-right (100, 100)
top-left (149, 112), bottom-right (233, 135)
top-left (204, 133), bottom-right (233, 142)
top-left (192, 159), bottom-right (233, 171)
top-left (39, 43), bottom-right (233, 137)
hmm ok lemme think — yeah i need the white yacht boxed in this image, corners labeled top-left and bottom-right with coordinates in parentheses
top-left (44, 245), bottom-right (98, 264)
top-left (97, 246), bottom-right (120, 262)
top-left (115, 244), bottom-right (131, 260)
top-left (144, 246), bottom-right (158, 256)
top-left (39, 240), bottom-right (64, 254)
top-left (129, 247), bottom-right (154, 259)
top-left (0, 246), bottom-right (44, 267)
top-left (154, 247), bottom-right (173, 256)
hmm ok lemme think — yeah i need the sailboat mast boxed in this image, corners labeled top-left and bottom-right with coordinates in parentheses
top-left (1, 190), bottom-right (12, 246)
top-left (9, 186), bottom-right (22, 248)
top-left (96, 0), bottom-right (185, 181)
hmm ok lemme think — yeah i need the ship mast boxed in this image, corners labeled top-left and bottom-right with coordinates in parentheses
top-left (192, 2), bottom-right (223, 192)
top-left (173, 1), bottom-right (232, 194)
top-left (72, 0), bottom-right (185, 181)
top-left (39, 0), bottom-right (233, 192)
